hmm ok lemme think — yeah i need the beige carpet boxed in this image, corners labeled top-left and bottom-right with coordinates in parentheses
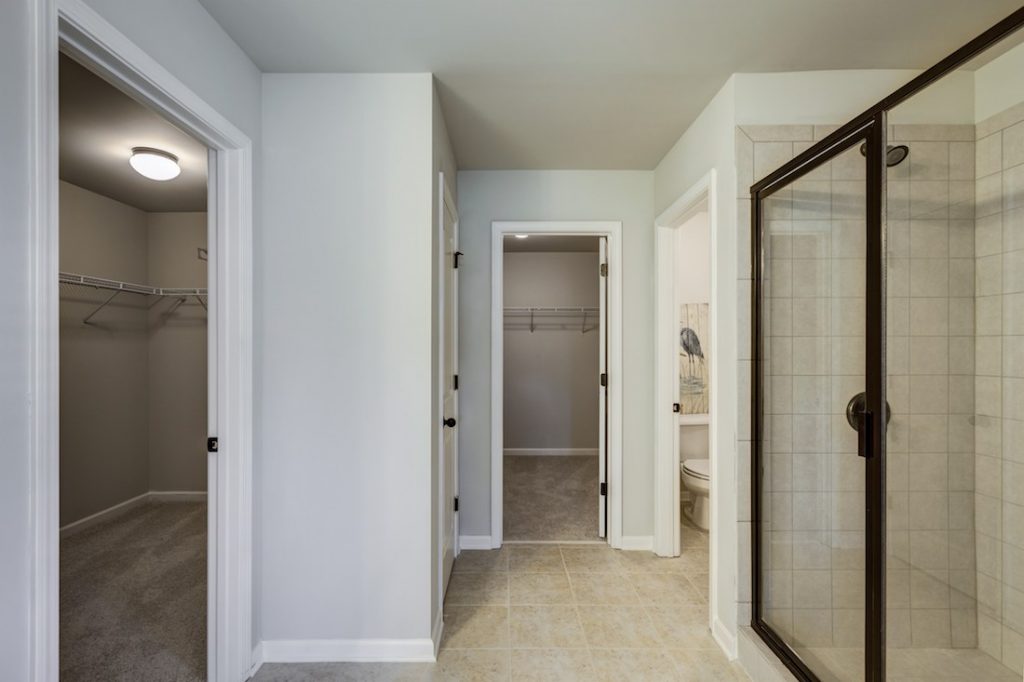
top-left (504, 455), bottom-right (599, 542)
top-left (60, 501), bottom-right (206, 681)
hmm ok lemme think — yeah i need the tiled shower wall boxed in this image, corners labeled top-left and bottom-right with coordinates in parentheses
top-left (738, 123), bottom-right (979, 652)
top-left (973, 101), bottom-right (1024, 672)
top-left (886, 124), bottom-right (977, 649)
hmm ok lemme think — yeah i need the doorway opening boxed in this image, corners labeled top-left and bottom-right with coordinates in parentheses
top-left (502, 234), bottom-right (605, 542)
top-left (490, 221), bottom-right (623, 548)
top-left (57, 51), bottom-right (211, 681)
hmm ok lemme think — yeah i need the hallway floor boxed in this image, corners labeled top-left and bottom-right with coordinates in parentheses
top-left (60, 501), bottom-right (206, 682)
top-left (254, 526), bottom-right (745, 681)
top-left (503, 455), bottom-right (598, 542)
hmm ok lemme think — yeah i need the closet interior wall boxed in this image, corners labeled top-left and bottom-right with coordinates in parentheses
top-left (59, 180), bottom-right (208, 527)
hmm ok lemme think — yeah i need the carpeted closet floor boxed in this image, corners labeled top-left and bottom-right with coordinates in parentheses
top-left (503, 455), bottom-right (599, 542)
top-left (60, 501), bottom-right (206, 682)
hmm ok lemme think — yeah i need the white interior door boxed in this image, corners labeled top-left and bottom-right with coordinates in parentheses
top-left (441, 184), bottom-right (459, 592)
top-left (598, 237), bottom-right (608, 539)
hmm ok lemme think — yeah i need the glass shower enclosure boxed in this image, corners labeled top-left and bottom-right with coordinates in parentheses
top-left (751, 8), bottom-right (1024, 681)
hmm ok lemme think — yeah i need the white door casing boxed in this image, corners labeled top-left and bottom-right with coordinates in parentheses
top-left (598, 237), bottom-right (608, 539)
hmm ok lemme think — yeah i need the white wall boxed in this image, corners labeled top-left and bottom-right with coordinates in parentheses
top-left (975, 38), bottom-right (1024, 123)
top-left (0, 0), bottom-right (260, 670)
top-left (456, 170), bottom-right (654, 539)
top-left (654, 76), bottom-right (740, 648)
top-left (260, 73), bottom-right (435, 644)
top-left (503, 251), bottom-right (599, 450)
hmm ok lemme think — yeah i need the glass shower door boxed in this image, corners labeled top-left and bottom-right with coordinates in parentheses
top-left (753, 125), bottom-right (883, 681)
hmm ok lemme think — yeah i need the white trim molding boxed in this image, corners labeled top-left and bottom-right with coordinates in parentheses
top-left (458, 535), bottom-right (496, 550)
top-left (491, 220), bottom-right (624, 550)
top-left (431, 608), bottom-right (444, 659)
top-left (503, 448), bottom-right (598, 457)
top-left (619, 536), bottom-right (654, 551)
top-left (260, 639), bottom-right (437, 664)
top-left (31, 3), bottom-right (254, 681)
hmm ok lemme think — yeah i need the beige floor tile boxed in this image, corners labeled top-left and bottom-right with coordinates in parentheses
top-left (454, 549), bottom-right (509, 573)
top-left (559, 545), bottom-right (621, 573)
top-left (577, 605), bottom-right (663, 648)
top-left (645, 604), bottom-right (718, 649)
top-left (627, 572), bottom-right (704, 605)
top-left (687, 572), bottom-right (710, 602)
top-left (509, 572), bottom-right (573, 605)
top-left (567, 573), bottom-right (639, 605)
top-left (678, 549), bottom-right (710, 572)
top-left (508, 545), bottom-right (565, 573)
top-left (589, 649), bottom-right (681, 681)
top-left (509, 605), bottom-right (587, 648)
top-left (445, 573), bottom-right (510, 605)
top-left (427, 649), bottom-right (509, 682)
top-left (668, 649), bottom-right (748, 681)
top-left (442, 605), bottom-right (510, 649)
top-left (510, 648), bottom-right (593, 681)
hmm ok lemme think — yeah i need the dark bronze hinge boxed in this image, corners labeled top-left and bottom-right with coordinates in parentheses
top-left (454, 251), bottom-right (463, 269)
top-left (600, 482), bottom-right (607, 496)
top-left (600, 263), bottom-right (607, 277)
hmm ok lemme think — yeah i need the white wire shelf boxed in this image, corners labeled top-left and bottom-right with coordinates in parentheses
top-left (59, 271), bottom-right (207, 325)
top-left (503, 306), bottom-right (599, 333)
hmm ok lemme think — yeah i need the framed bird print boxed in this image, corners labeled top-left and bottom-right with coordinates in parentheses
top-left (679, 303), bottom-right (709, 415)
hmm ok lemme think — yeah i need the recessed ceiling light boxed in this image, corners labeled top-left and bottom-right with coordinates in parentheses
top-left (129, 147), bottom-right (180, 181)
top-left (514, 234), bottom-right (529, 239)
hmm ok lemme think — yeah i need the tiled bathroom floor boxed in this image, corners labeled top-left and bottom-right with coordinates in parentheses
top-left (254, 528), bottom-right (747, 681)
top-left (804, 645), bottom-right (1021, 682)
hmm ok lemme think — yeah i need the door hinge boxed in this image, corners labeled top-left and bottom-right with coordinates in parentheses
top-left (453, 374), bottom-right (459, 390)
top-left (600, 482), bottom-right (607, 496)
top-left (600, 262), bottom-right (608, 277)
top-left (600, 373), bottom-right (607, 387)
top-left (672, 403), bottom-right (681, 413)
top-left (454, 251), bottom-right (463, 269)
top-left (207, 437), bottom-right (219, 453)
top-left (454, 496), bottom-right (459, 512)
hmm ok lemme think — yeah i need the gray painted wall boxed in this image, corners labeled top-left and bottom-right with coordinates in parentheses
top-left (456, 170), bottom-right (655, 538)
top-left (503, 251), bottom-right (599, 450)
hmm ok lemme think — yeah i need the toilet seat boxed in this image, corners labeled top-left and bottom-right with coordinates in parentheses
top-left (682, 458), bottom-right (710, 481)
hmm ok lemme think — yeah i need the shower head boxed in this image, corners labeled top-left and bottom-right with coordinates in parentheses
top-left (859, 142), bottom-right (910, 167)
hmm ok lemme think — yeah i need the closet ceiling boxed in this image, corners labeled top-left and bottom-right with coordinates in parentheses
top-left (59, 55), bottom-right (208, 213)
top-left (199, 0), bottom-right (1021, 170)
top-left (504, 236), bottom-right (601, 253)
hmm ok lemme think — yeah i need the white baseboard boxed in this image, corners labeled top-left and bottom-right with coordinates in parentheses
top-left (713, 616), bottom-right (738, 659)
top-left (149, 490), bottom-right (208, 502)
top-left (459, 535), bottom-right (496, 550)
top-left (431, 609), bottom-right (444, 659)
top-left (619, 535), bottom-right (654, 551)
top-left (260, 638), bottom-right (436, 663)
top-left (503, 448), bottom-right (598, 457)
top-left (60, 490), bottom-right (208, 539)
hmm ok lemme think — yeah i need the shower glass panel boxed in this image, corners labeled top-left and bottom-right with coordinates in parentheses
top-left (756, 139), bottom-right (870, 681)
top-left (882, 23), bottom-right (1024, 681)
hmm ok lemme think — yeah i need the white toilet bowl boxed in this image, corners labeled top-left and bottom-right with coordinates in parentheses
top-left (680, 458), bottom-right (710, 530)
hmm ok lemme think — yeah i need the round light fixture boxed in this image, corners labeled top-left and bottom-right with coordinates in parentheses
top-left (129, 147), bottom-right (181, 181)
top-left (514, 234), bottom-right (529, 239)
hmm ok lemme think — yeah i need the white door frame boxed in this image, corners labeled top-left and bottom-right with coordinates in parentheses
top-left (436, 171), bottom-right (459, 610)
top-left (29, 2), bottom-right (254, 680)
top-left (653, 170), bottom-right (719, 626)
top-left (490, 221), bottom-right (623, 549)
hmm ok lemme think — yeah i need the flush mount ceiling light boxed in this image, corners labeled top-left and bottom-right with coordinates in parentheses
top-left (514, 234), bottom-right (529, 239)
top-left (129, 147), bottom-right (180, 181)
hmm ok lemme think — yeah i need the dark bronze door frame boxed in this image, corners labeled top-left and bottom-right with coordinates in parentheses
top-left (749, 7), bottom-right (1024, 682)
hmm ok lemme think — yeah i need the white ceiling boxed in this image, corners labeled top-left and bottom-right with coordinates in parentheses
top-left (199, 0), bottom-right (1022, 170)
top-left (60, 54), bottom-right (208, 212)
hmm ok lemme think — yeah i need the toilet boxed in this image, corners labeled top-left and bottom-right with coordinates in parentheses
top-left (680, 458), bottom-right (710, 530)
